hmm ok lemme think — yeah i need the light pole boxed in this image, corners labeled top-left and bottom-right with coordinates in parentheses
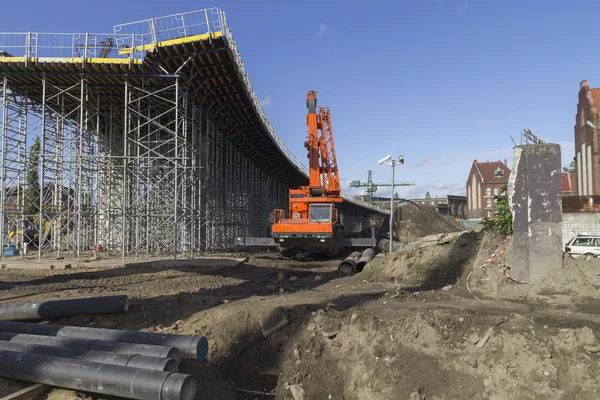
top-left (378, 154), bottom-right (404, 252)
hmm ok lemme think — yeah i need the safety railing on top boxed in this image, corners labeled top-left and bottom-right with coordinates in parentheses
top-left (0, 32), bottom-right (147, 62)
top-left (113, 8), bottom-right (223, 51)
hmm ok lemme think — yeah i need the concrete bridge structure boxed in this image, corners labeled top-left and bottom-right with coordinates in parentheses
top-left (0, 8), bottom-right (386, 260)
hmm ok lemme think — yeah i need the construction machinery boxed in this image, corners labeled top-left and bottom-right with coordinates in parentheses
top-left (238, 90), bottom-right (379, 256)
top-left (269, 90), bottom-right (343, 256)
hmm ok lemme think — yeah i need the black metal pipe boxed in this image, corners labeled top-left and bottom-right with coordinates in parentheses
top-left (0, 320), bottom-right (207, 360)
top-left (338, 251), bottom-right (362, 275)
top-left (0, 350), bottom-right (196, 400)
top-left (0, 339), bottom-right (178, 372)
top-left (0, 332), bottom-right (180, 362)
top-left (356, 248), bottom-right (375, 273)
top-left (0, 295), bottom-right (129, 321)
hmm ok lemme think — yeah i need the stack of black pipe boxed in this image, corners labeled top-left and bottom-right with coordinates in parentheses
top-left (0, 296), bottom-right (209, 400)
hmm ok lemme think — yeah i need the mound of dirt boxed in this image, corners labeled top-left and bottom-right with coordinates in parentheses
top-left (367, 230), bottom-right (482, 289)
top-left (395, 203), bottom-right (463, 243)
top-left (466, 233), bottom-right (600, 306)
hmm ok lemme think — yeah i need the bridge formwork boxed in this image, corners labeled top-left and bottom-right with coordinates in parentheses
top-left (0, 8), bottom-right (384, 260)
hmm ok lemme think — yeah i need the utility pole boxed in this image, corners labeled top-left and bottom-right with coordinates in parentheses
top-left (351, 165), bottom-right (415, 253)
top-left (350, 170), bottom-right (415, 205)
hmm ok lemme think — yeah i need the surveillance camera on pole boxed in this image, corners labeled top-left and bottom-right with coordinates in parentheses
top-left (378, 155), bottom-right (392, 165)
top-left (377, 153), bottom-right (406, 253)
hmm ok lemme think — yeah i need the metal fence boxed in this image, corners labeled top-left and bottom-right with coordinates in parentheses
top-left (113, 8), bottom-right (223, 47)
top-left (0, 32), bottom-right (146, 61)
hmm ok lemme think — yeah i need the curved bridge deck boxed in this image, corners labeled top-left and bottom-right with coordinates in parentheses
top-left (0, 8), bottom-right (386, 259)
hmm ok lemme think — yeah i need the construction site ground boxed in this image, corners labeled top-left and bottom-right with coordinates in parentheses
top-left (1, 232), bottom-right (600, 400)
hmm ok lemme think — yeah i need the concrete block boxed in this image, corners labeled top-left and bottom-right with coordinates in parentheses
top-left (507, 144), bottom-right (563, 283)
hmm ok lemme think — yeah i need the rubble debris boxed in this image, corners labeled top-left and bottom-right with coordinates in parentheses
top-left (466, 333), bottom-right (480, 345)
top-left (322, 330), bottom-right (340, 339)
top-left (289, 384), bottom-right (305, 400)
top-left (476, 328), bottom-right (494, 348)
top-left (583, 344), bottom-right (600, 353)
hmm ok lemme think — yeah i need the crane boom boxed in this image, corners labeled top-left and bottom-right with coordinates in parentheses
top-left (303, 90), bottom-right (341, 197)
top-left (305, 90), bottom-right (322, 195)
top-left (318, 106), bottom-right (341, 196)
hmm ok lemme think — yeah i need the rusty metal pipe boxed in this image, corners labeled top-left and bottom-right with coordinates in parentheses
top-left (356, 248), bottom-right (375, 272)
top-left (338, 251), bottom-right (362, 275)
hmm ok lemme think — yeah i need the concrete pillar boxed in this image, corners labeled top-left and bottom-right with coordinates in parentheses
top-left (506, 144), bottom-right (563, 283)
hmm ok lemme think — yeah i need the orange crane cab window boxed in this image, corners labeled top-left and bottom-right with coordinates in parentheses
top-left (309, 204), bottom-right (331, 223)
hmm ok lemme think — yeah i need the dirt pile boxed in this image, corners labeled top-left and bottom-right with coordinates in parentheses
top-left (367, 231), bottom-right (481, 289)
top-left (267, 302), bottom-right (600, 400)
top-left (2, 251), bottom-right (600, 399)
top-left (395, 203), bottom-right (463, 243)
top-left (467, 233), bottom-right (600, 305)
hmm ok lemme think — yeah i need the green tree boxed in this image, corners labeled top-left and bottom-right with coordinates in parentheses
top-left (563, 160), bottom-right (576, 173)
top-left (482, 185), bottom-right (512, 236)
top-left (24, 137), bottom-right (40, 219)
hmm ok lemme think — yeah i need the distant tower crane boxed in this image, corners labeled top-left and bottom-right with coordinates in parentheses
top-left (350, 170), bottom-right (415, 205)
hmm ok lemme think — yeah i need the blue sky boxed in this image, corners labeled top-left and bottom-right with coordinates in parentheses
top-left (2, 1), bottom-right (596, 199)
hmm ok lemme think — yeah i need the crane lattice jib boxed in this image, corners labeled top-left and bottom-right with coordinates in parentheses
top-left (318, 106), bottom-right (341, 196)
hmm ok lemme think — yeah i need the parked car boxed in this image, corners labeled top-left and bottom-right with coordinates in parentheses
top-left (564, 234), bottom-right (600, 259)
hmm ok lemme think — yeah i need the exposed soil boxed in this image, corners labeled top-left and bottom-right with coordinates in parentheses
top-left (396, 203), bottom-right (463, 243)
top-left (1, 232), bottom-right (600, 400)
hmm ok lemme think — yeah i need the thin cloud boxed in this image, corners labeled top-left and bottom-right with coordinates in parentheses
top-left (318, 23), bottom-right (327, 36)
top-left (414, 156), bottom-right (440, 168)
top-left (260, 95), bottom-right (272, 108)
top-left (481, 120), bottom-right (493, 126)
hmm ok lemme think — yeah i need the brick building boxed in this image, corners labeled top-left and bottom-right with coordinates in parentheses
top-left (574, 80), bottom-right (600, 195)
top-left (466, 160), bottom-right (511, 219)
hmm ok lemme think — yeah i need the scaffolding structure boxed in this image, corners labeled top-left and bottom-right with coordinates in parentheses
top-left (0, 8), bottom-right (384, 260)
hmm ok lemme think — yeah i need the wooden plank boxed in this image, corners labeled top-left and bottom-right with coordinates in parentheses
top-left (0, 384), bottom-right (50, 400)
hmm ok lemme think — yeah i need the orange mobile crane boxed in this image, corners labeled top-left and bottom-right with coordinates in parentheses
top-left (236, 90), bottom-right (377, 256)
top-left (269, 90), bottom-right (344, 256)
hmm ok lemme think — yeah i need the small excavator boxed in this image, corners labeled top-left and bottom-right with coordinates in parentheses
top-left (269, 90), bottom-right (344, 257)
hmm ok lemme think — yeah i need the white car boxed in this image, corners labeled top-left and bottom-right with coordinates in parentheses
top-left (564, 235), bottom-right (600, 259)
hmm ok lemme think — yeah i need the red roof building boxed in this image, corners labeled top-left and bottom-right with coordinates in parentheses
top-left (466, 159), bottom-right (511, 219)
